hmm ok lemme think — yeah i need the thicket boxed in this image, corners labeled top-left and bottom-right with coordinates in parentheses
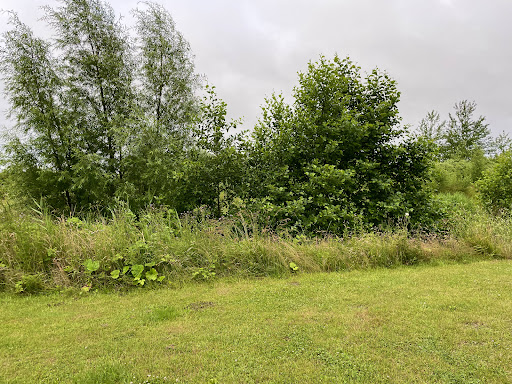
top-left (0, 197), bottom-right (511, 293)
top-left (0, 0), bottom-right (438, 233)
top-left (416, 101), bottom-right (511, 205)
top-left (477, 150), bottom-right (512, 212)
top-left (1, 0), bottom-right (512, 293)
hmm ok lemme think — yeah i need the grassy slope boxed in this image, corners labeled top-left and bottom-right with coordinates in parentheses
top-left (1, 260), bottom-right (511, 384)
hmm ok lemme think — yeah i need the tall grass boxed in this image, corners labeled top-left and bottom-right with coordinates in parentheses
top-left (0, 195), bottom-right (510, 293)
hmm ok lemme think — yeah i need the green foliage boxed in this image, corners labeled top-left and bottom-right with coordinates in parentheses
top-left (0, 0), bottom-right (199, 213)
top-left (130, 264), bottom-right (144, 279)
top-left (491, 131), bottom-right (512, 155)
top-left (417, 110), bottom-right (445, 143)
top-left (417, 101), bottom-right (506, 162)
top-left (82, 257), bottom-right (167, 288)
top-left (84, 259), bottom-right (100, 274)
top-left (430, 151), bottom-right (490, 195)
top-left (14, 274), bottom-right (45, 294)
top-left (132, 1), bottom-right (198, 131)
top-left (0, 13), bottom-right (76, 210)
top-left (4, 0), bottom-right (507, 245)
top-left (477, 151), bottom-right (512, 212)
top-left (180, 85), bottom-right (246, 216)
top-left (443, 100), bottom-right (491, 160)
top-left (117, 1), bottom-right (200, 213)
top-left (2, 4), bottom-right (438, 235)
top-left (417, 103), bottom-right (500, 201)
top-left (247, 55), bottom-right (435, 232)
top-left (191, 265), bottom-right (216, 281)
top-left (146, 267), bottom-right (158, 281)
top-left (110, 269), bottom-right (120, 279)
top-left (0, 200), bottom-right (510, 293)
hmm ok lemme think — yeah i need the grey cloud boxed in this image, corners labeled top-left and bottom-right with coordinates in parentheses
top-left (1, 0), bottom-right (511, 135)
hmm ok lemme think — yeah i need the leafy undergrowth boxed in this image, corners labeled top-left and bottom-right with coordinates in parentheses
top-left (0, 260), bottom-right (511, 383)
top-left (0, 200), bottom-right (511, 293)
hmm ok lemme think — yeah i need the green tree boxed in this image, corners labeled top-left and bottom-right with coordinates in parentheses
top-left (118, 2), bottom-right (200, 211)
top-left (418, 101), bottom-right (492, 161)
top-left (248, 55), bottom-right (434, 232)
top-left (442, 100), bottom-right (491, 160)
top-left (1, 0), bottom-right (201, 212)
top-left (44, 0), bottom-right (135, 206)
top-left (0, 13), bottom-right (76, 209)
top-left (477, 150), bottom-right (512, 212)
top-left (417, 110), bottom-right (445, 145)
top-left (179, 85), bottom-right (245, 216)
top-left (417, 101), bottom-right (504, 194)
top-left (489, 131), bottom-right (512, 156)
top-left (132, 1), bottom-right (198, 136)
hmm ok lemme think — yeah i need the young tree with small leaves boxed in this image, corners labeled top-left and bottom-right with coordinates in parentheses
top-left (443, 100), bottom-right (491, 160)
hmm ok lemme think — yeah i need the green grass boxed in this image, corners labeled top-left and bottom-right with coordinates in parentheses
top-left (2, 200), bottom-right (511, 293)
top-left (1, 260), bottom-right (511, 383)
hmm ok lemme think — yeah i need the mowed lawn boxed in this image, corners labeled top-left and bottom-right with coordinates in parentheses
top-left (1, 260), bottom-right (511, 384)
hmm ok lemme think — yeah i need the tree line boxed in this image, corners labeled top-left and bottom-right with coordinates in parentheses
top-left (1, 0), bottom-right (510, 234)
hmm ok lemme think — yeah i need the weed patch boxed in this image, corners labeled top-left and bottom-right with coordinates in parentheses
top-left (0, 203), bottom-right (510, 293)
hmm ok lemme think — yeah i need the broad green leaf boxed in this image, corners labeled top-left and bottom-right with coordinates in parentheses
top-left (146, 268), bottom-right (158, 281)
top-left (110, 270), bottom-right (120, 279)
top-left (131, 264), bottom-right (144, 279)
top-left (84, 259), bottom-right (100, 273)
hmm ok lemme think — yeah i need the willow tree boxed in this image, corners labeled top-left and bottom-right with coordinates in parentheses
top-left (0, 0), bottom-right (200, 212)
top-left (115, 2), bottom-right (200, 210)
top-left (133, 1), bottom-right (198, 135)
top-left (43, 0), bottom-right (135, 206)
top-left (0, 14), bottom-right (76, 209)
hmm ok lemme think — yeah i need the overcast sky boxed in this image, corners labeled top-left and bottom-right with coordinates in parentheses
top-left (1, 0), bottom-right (511, 137)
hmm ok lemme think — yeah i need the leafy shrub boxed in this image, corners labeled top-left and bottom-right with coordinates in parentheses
top-left (430, 150), bottom-right (490, 196)
top-left (15, 274), bottom-right (45, 294)
top-left (247, 55), bottom-right (436, 233)
top-left (477, 151), bottom-right (512, 213)
top-left (431, 160), bottom-right (475, 195)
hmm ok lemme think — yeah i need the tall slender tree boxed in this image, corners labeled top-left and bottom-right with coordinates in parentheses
top-left (117, 2), bottom-right (200, 210)
top-left (133, 1), bottom-right (198, 138)
top-left (44, 0), bottom-right (135, 186)
top-left (444, 100), bottom-right (490, 160)
top-left (0, 13), bottom-right (75, 209)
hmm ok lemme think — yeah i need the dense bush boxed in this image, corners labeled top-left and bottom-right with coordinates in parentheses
top-left (477, 151), bottom-right (512, 212)
top-left (247, 55), bottom-right (436, 232)
top-left (430, 150), bottom-right (489, 195)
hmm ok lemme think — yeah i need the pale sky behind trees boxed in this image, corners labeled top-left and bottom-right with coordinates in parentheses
top-left (1, 0), bottom-right (511, 136)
